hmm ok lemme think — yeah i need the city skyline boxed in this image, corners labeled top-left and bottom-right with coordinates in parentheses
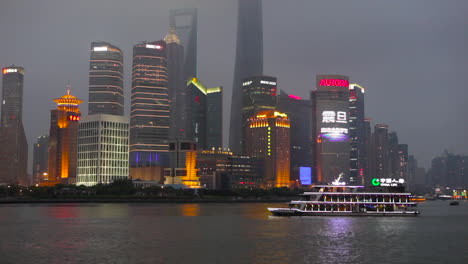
top-left (0, 0), bottom-right (467, 169)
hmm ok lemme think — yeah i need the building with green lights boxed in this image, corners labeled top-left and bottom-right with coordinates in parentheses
top-left (187, 78), bottom-right (222, 150)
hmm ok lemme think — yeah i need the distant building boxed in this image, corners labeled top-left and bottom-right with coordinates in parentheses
top-left (130, 40), bottom-right (169, 167)
top-left (0, 66), bottom-right (28, 185)
top-left (229, 0), bottom-right (264, 154)
top-left (47, 86), bottom-right (82, 185)
top-left (278, 91), bottom-right (312, 185)
top-left (76, 114), bottom-right (129, 186)
top-left (187, 78), bottom-right (223, 150)
top-left (241, 75), bottom-right (277, 153)
top-left (311, 75), bottom-right (350, 184)
top-left (196, 150), bottom-right (264, 189)
top-left (370, 124), bottom-right (389, 182)
top-left (88, 41), bottom-right (124, 116)
top-left (348, 84), bottom-right (366, 185)
top-left (245, 110), bottom-right (290, 188)
top-left (165, 29), bottom-right (190, 141)
top-left (164, 141), bottom-right (200, 188)
top-left (33, 134), bottom-right (49, 185)
top-left (169, 8), bottom-right (198, 80)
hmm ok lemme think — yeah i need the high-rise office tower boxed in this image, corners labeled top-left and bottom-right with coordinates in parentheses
top-left (245, 110), bottom-right (290, 188)
top-left (397, 144), bottom-right (409, 181)
top-left (187, 78), bottom-right (223, 150)
top-left (89, 41), bottom-right (124, 116)
top-left (241, 76), bottom-right (277, 153)
top-left (311, 75), bottom-right (350, 184)
top-left (33, 134), bottom-right (49, 185)
top-left (77, 114), bottom-right (129, 186)
top-left (0, 66), bottom-right (28, 185)
top-left (169, 8), bottom-right (197, 80)
top-left (278, 91), bottom-right (313, 183)
top-left (349, 84), bottom-right (366, 185)
top-left (130, 41), bottom-right (169, 167)
top-left (47, 86), bottom-right (82, 185)
top-left (229, 0), bottom-right (263, 154)
top-left (165, 29), bottom-right (190, 140)
top-left (370, 124), bottom-right (390, 181)
top-left (364, 118), bottom-right (372, 185)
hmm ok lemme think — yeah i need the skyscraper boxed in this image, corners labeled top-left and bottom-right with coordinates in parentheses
top-left (278, 91), bottom-right (313, 183)
top-left (47, 86), bottom-right (82, 185)
top-left (312, 75), bottom-right (350, 184)
top-left (370, 124), bottom-right (390, 182)
top-left (349, 84), bottom-right (366, 185)
top-left (165, 29), bottom-right (189, 140)
top-left (245, 110), bottom-right (290, 188)
top-left (89, 41), bottom-right (124, 116)
top-left (77, 114), bottom-right (129, 186)
top-left (187, 78), bottom-right (223, 150)
top-left (229, 0), bottom-right (263, 154)
top-left (130, 41), bottom-right (169, 167)
top-left (0, 66), bottom-right (28, 185)
top-left (33, 134), bottom-right (49, 185)
top-left (169, 8), bottom-right (197, 80)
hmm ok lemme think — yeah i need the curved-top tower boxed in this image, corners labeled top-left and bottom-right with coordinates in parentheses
top-left (229, 0), bottom-right (263, 154)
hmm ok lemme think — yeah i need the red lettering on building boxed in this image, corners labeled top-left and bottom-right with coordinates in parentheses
top-left (319, 79), bottom-right (349, 88)
top-left (289, 94), bottom-right (302, 100)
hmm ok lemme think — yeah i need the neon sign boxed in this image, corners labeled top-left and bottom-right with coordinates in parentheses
top-left (322, 111), bottom-right (347, 123)
top-left (319, 79), bottom-right (349, 87)
top-left (146, 44), bottom-right (163, 49)
top-left (68, 115), bottom-right (80, 121)
top-left (93, 46), bottom-right (108, 52)
top-left (332, 173), bottom-right (346, 185)
top-left (2, 68), bottom-right (18, 74)
top-left (260, 80), bottom-right (276, 85)
top-left (289, 94), bottom-right (301, 100)
top-left (372, 178), bottom-right (405, 187)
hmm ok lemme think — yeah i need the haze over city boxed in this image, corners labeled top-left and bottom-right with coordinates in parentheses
top-left (0, 0), bottom-right (467, 169)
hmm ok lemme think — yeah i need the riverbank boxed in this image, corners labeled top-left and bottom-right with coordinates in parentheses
top-left (0, 197), bottom-right (292, 204)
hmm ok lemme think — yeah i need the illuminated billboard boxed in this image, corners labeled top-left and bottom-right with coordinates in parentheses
top-left (371, 178), bottom-right (405, 187)
top-left (299, 167), bottom-right (312, 185)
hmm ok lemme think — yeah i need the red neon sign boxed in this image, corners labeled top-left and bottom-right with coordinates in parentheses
top-left (289, 94), bottom-right (301, 100)
top-left (319, 79), bottom-right (349, 87)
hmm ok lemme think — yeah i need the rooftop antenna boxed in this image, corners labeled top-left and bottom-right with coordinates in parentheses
top-left (66, 81), bottom-right (71, 95)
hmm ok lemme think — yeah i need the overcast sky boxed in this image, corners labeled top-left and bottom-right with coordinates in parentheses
top-left (1, 0), bottom-right (467, 169)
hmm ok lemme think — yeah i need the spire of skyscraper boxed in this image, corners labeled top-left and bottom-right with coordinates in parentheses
top-left (229, 0), bottom-right (264, 154)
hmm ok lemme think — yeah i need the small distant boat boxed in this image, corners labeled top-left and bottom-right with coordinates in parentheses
top-left (449, 201), bottom-right (460, 206)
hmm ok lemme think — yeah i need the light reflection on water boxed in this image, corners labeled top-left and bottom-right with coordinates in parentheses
top-left (0, 201), bottom-right (466, 264)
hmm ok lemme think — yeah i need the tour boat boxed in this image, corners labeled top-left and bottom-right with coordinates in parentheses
top-left (268, 185), bottom-right (420, 217)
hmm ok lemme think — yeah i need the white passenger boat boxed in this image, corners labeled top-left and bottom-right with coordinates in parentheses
top-left (268, 185), bottom-right (420, 217)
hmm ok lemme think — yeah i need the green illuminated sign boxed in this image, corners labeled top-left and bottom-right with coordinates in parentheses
top-left (372, 178), bottom-right (380, 186)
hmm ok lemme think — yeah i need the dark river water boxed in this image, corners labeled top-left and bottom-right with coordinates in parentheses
top-left (0, 201), bottom-right (466, 264)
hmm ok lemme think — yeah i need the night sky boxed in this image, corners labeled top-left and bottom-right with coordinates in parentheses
top-left (1, 0), bottom-right (467, 170)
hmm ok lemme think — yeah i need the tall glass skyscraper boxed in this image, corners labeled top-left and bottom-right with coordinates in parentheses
top-left (349, 84), bottom-right (366, 185)
top-left (229, 0), bottom-right (263, 154)
top-left (170, 8), bottom-right (197, 80)
top-left (89, 41), bottom-right (124, 116)
top-left (0, 66), bottom-right (28, 185)
top-left (130, 41), bottom-right (169, 167)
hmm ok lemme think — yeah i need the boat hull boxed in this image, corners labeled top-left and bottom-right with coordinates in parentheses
top-left (268, 208), bottom-right (420, 217)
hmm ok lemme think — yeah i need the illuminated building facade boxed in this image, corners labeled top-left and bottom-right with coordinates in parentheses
top-left (47, 87), bottom-right (83, 185)
top-left (229, 0), bottom-right (263, 154)
top-left (188, 78), bottom-right (222, 150)
top-left (245, 110), bottom-right (290, 188)
top-left (89, 41), bottom-right (124, 116)
top-left (164, 141), bottom-right (200, 188)
top-left (0, 66), bottom-right (28, 185)
top-left (169, 8), bottom-right (198, 80)
top-left (278, 91), bottom-right (312, 184)
top-left (349, 84), bottom-right (366, 185)
top-left (77, 114), bottom-right (129, 186)
top-left (130, 40), bottom-right (169, 167)
top-left (312, 75), bottom-right (350, 184)
top-left (33, 134), bottom-right (49, 185)
top-left (241, 75), bottom-right (277, 152)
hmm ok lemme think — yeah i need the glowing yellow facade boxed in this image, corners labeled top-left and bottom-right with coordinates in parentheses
top-left (245, 110), bottom-right (291, 188)
top-left (46, 87), bottom-right (83, 185)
